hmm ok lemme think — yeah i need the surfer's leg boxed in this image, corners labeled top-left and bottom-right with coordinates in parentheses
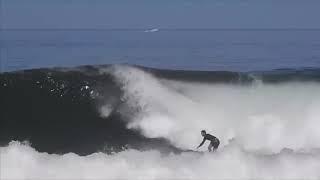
top-left (208, 142), bottom-right (213, 152)
top-left (212, 138), bottom-right (220, 151)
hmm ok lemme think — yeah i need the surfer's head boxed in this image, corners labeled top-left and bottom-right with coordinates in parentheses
top-left (201, 130), bottom-right (206, 136)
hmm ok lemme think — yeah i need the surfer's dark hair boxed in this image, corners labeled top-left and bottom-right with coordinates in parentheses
top-left (201, 130), bottom-right (206, 134)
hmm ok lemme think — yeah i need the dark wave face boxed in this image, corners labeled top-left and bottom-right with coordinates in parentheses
top-left (0, 65), bottom-right (181, 155)
top-left (1, 64), bottom-right (320, 155)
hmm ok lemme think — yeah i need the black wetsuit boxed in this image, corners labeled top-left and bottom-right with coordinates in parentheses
top-left (198, 134), bottom-right (220, 151)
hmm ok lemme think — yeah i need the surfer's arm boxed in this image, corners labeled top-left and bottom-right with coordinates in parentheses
top-left (197, 138), bottom-right (206, 148)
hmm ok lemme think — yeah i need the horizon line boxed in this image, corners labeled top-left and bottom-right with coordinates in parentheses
top-left (1, 28), bottom-right (320, 31)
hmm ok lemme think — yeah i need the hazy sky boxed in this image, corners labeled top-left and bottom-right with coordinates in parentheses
top-left (1, 0), bottom-right (320, 29)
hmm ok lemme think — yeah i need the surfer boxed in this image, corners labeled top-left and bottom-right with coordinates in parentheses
top-left (197, 130), bottom-right (220, 152)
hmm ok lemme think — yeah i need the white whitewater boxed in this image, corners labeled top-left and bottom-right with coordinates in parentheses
top-left (102, 65), bottom-right (320, 153)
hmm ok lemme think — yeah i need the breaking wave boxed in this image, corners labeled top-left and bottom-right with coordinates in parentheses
top-left (1, 64), bottom-right (320, 179)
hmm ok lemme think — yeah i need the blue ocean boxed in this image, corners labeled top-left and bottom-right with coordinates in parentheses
top-left (1, 29), bottom-right (319, 72)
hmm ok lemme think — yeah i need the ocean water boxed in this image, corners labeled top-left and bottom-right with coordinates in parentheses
top-left (1, 30), bottom-right (320, 179)
top-left (1, 29), bottom-right (320, 72)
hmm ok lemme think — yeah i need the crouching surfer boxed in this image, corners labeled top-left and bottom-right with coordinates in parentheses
top-left (197, 130), bottom-right (220, 152)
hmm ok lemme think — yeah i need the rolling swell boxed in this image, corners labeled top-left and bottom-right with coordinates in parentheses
top-left (1, 65), bottom-right (320, 155)
top-left (142, 66), bottom-right (320, 83)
